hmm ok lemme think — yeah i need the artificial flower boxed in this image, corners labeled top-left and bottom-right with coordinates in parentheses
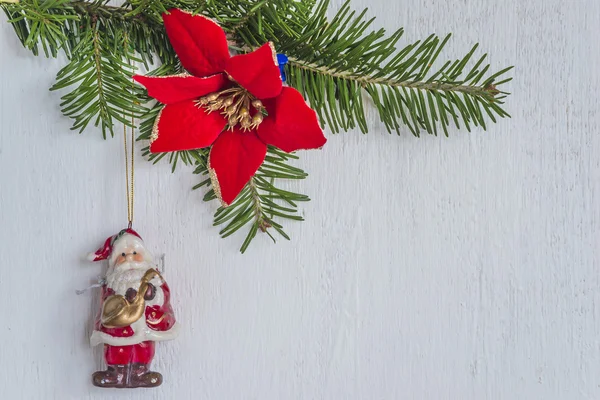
top-left (134, 9), bottom-right (326, 205)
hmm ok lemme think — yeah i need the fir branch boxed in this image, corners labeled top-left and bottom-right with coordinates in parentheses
top-left (2, 0), bottom-right (77, 57)
top-left (3, 0), bottom-right (514, 138)
top-left (1, 0), bottom-right (515, 251)
top-left (49, 15), bottom-right (146, 137)
top-left (226, 0), bottom-right (268, 35)
top-left (280, 0), bottom-right (513, 135)
top-left (192, 146), bottom-right (309, 253)
top-left (287, 56), bottom-right (499, 96)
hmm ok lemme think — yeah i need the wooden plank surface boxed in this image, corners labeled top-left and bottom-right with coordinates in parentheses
top-left (0, 0), bottom-right (598, 398)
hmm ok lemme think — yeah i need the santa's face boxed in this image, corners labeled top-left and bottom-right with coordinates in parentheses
top-left (106, 245), bottom-right (151, 294)
top-left (114, 246), bottom-right (145, 267)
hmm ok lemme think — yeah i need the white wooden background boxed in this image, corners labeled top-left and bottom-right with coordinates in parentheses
top-left (1, 0), bottom-right (599, 399)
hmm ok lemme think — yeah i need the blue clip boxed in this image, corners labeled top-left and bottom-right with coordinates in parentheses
top-left (277, 53), bottom-right (289, 82)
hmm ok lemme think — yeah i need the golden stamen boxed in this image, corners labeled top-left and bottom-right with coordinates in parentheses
top-left (240, 115), bottom-right (252, 130)
top-left (196, 86), bottom-right (267, 131)
top-left (249, 113), bottom-right (263, 130)
top-left (207, 93), bottom-right (220, 102)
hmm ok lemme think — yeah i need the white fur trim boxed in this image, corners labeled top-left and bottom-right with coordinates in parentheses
top-left (86, 252), bottom-right (99, 262)
top-left (90, 322), bottom-right (180, 347)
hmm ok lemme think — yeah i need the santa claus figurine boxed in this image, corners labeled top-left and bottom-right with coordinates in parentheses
top-left (87, 228), bottom-right (179, 388)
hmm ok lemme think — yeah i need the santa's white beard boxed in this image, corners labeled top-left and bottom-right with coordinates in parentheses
top-left (106, 261), bottom-right (151, 295)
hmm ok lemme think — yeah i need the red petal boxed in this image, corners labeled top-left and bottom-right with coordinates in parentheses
top-left (134, 73), bottom-right (227, 104)
top-left (150, 100), bottom-right (226, 153)
top-left (225, 43), bottom-right (282, 100)
top-left (208, 129), bottom-right (267, 206)
top-left (163, 9), bottom-right (230, 77)
top-left (257, 87), bottom-right (327, 152)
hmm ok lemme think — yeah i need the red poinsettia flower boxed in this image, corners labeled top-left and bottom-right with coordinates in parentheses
top-left (133, 8), bottom-right (326, 206)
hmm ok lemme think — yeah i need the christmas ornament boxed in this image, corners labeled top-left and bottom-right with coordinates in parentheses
top-left (1, 0), bottom-right (514, 251)
top-left (88, 229), bottom-right (179, 388)
top-left (134, 9), bottom-right (327, 206)
top-left (84, 117), bottom-right (178, 388)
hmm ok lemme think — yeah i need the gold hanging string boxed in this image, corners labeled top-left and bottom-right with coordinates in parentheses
top-left (123, 42), bottom-right (136, 229)
top-left (123, 114), bottom-right (135, 229)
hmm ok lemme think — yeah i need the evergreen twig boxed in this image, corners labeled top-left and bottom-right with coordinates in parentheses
top-left (1, 0), bottom-right (514, 251)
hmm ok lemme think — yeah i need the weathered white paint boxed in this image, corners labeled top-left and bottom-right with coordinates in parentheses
top-left (0, 0), bottom-right (598, 399)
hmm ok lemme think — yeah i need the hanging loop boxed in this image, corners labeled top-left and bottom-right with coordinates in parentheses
top-left (123, 56), bottom-right (136, 228)
top-left (123, 118), bottom-right (135, 228)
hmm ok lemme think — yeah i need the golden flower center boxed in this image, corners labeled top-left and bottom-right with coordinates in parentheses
top-left (196, 87), bottom-right (267, 131)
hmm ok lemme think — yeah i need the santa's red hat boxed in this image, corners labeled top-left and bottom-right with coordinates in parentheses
top-left (87, 228), bottom-right (143, 262)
